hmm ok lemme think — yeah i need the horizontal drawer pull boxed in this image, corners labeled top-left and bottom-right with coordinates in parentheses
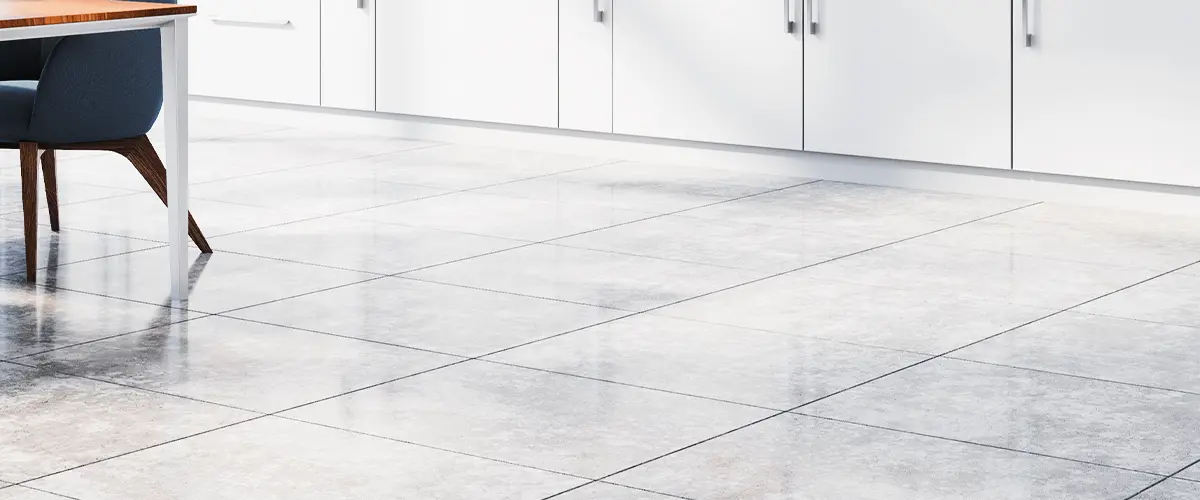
top-left (208, 16), bottom-right (293, 27)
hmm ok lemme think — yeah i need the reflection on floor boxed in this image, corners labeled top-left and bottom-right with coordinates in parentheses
top-left (3, 117), bottom-right (1200, 500)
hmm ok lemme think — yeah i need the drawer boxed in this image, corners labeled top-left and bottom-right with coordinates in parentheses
top-left (189, 0), bottom-right (320, 106)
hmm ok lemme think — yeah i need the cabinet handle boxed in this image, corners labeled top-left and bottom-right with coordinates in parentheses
top-left (209, 16), bottom-right (292, 27)
top-left (784, 0), bottom-right (795, 33)
top-left (806, 0), bottom-right (819, 35)
top-left (356, 0), bottom-right (365, 9)
top-left (593, 0), bottom-right (604, 23)
top-left (1022, 0), bottom-right (1034, 47)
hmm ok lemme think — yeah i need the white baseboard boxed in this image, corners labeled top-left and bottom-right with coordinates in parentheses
top-left (193, 96), bottom-right (1200, 217)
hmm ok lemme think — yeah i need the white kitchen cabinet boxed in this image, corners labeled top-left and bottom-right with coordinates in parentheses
top-left (190, 0), bottom-right (321, 106)
top-left (1014, 0), bottom-right (1200, 187)
top-left (375, 0), bottom-right (559, 128)
top-left (321, 0), bottom-right (376, 111)
top-left (804, 0), bottom-right (1011, 169)
top-left (560, 0), bottom-right (613, 133)
top-left (612, 0), bottom-right (805, 150)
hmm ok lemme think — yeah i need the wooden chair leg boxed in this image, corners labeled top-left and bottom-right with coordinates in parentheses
top-left (19, 142), bottom-right (39, 282)
top-left (41, 149), bottom-right (60, 232)
top-left (119, 135), bottom-right (213, 253)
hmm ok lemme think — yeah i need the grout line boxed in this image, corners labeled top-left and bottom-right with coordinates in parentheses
top-left (943, 356), bottom-right (1200, 399)
top-left (1123, 457), bottom-right (1200, 500)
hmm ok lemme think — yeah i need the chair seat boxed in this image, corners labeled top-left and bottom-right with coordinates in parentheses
top-left (0, 80), bottom-right (37, 142)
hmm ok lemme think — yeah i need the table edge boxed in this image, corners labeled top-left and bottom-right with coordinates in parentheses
top-left (0, 5), bottom-right (197, 30)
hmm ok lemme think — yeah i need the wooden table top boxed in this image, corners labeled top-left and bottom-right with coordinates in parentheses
top-left (0, 0), bottom-right (195, 29)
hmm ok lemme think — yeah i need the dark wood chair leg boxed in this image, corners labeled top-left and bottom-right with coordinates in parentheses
top-left (41, 149), bottom-right (60, 232)
top-left (19, 142), bottom-right (39, 282)
top-left (119, 135), bottom-right (213, 253)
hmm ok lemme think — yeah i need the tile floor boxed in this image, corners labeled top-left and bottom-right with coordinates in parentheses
top-left (3, 118), bottom-right (1200, 499)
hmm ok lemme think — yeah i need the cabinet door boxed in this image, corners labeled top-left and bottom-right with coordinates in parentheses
top-left (376, 0), bottom-right (559, 128)
top-left (1015, 0), bottom-right (1200, 187)
top-left (190, 0), bottom-right (321, 106)
top-left (560, 0), bottom-right (613, 133)
top-left (804, 0), bottom-right (1010, 169)
top-left (613, 0), bottom-right (804, 150)
top-left (322, 0), bottom-right (376, 111)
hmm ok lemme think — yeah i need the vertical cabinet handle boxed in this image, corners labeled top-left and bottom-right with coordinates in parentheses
top-left (1022, 0), bottom-right (1033, 47)
top-left (785, 0), bottom-right (795, 33)
top-left (593, 0), bottom-right (605, 23)
top-left (807, 0), bottom-right (819, 35)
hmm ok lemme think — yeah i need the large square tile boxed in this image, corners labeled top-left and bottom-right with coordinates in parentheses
top-left (24, 315), bottom-right (459, 413)
top-left (0, 485), bottom-right (68, 500)
top-left (210, 216), bottom-right (527, 274)
top-left (489, 315), bottom-right (927, 409)
top-left (952, 311), bottom-right (1200, 394)
top-left (189, 169), bottom-right (449, 217)
top-left (33, 248), bottom-right (376, 314)
top-left (321, 143), bottom-right (614, 190)
top-left (1, 280), bottom-right (195, 360)
top-left (26, 417), bottom-right (586, 500)
top-left (1134, 480), bottom-right (1200, 500)
top-left (914, 203), bottom-right (1200, 271)
top-left (1, 218), bottom-right (162, 277)
top-left (227, 277), bottom-right (628, 357)
top-left (405, 244), bottom-right (766, 311)
top-left (282, 360), bottom-right (772, 478)
top-left (555, 214), bottom-right (887, 273)
top-left (803, 241), bottom-right (1157, 309)
top-left (348, 191), bottom-right (656, 241)
top-left (51, 193), bottom-right (309, 242)
top-left (1178, 464), bottom-right (1200, 481)
top-left (802, 358), bottom-right (1200, 475)
top-left (654, 274), bottom-right (1055, 354)
top-left (0, 362), bottom-right (254, 483)
top-left (683, 181), bottom-right (1030, 240)
top-left (476, 161), bottom-right (811, 213)
top-left (1076, 272), bottom-right (1200, 328)
top-left (0, 167), bottom-right (137, 216)
top-left (609, 413), bottom-right (1156, 500)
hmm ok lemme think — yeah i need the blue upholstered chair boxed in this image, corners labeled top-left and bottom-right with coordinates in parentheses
top-left (0, 0), bottom-right (211, 282)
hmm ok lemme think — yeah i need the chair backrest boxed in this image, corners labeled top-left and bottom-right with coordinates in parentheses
top-left (27, 0), bottom-right (180, 143)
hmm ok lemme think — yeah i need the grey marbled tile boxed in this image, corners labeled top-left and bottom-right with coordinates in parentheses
top-left (24, 315), bottom-right (459, 412)
top-left (26, 416), bottom-right (585, 500)
top-left (283, 360), bottom-right (772, 478)
top-left (0, 362), bottom-right (254, 483)
top-left (610, 413), bottom-right (1156, 500)
top-left (1133, 479), bottom-right (1200, 500)
top-left (1077, 272), bottom-right (1200, 329)
top-left (227, 276), bottom-right (627, 357)
top-left (489, 314), bottom-right (927, 409)
top-left (405, 244), bottom-right (766, 311)
top-left (802, 358), bottom-right (1200, 475)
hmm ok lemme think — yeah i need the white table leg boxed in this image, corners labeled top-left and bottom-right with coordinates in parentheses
top-left (162, 18), bottom-right (190, 304)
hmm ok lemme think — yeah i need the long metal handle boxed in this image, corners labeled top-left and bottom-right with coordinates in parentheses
top-left (210, 16), bottom-right (292, 27)
top-left (593, 0), bottom-right (605, 23)
top-left (784, 0), bottom-right (795, 33)
top-left (1022, 0), bottom-right (1033, 47)
top-left (807, 0), bottom-right (819, 35)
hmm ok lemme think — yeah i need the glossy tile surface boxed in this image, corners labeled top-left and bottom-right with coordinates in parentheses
top-left (0, 280), bottom-right (195, 360)
top-left (953, 312), bottom-right (1200, 394)
top-left (802, 358), bottom-right (1200, 474)
top-left (25, 316), bottom-right (459, 413)
top-left (27, 417), bottom-right (586, 500)
top-left (283, 360), bottom-right (772, 478)
top-left (654, 274), bottom-right (1055, 354)
top-left (1135, 480), bottom-right (1200, 500)
top-left (348, 191), bottom-right (656, 241)
top-left (609, 413), bottom-right (1156, 500)
top-left (227, 276), bottom-right (627, 357)
top-left (803, 241), bottom-right (1157, 309)
top-left (489, 315), bottom-right (927, 409)
top-left (0, 362), bottom-right (254, 483)
top-left (1076, 272), bottom-right (1200, 328)
top-left (31, 248), bottom-right (375, 313)
top-left (405, 244), bottom-right (766, 311)
top-left (209, 216), bottom-right (527, 274)
top-left (6, 121), bottom-right (1200, 498)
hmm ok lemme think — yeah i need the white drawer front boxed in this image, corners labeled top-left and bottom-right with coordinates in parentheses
top-left (189, 0), bottom-right (321, 106)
